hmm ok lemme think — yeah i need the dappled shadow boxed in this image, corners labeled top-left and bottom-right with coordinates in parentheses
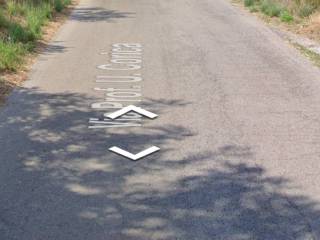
top-left (41, 43), bottom-right (68, 54)
top-left (35, 41), bottom-right (69, 57)
top-left (0, 88), bottom-right (319, 239)
top-left (70, 7), bottom-right (134, 22)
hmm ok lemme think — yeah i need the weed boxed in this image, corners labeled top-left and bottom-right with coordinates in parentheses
top-left (43, 3), bottom-right (53, 19)
top-left (0, 0), bottom-right (72, 72)
top-left (6, 1), bottom-right (29, 17)
top-left (260, 0), bottom-right (283, 17)
top-left (26, 6), bottom-right (49, 39)
top-left (6, 1), bottom-right (15, 16)
top-left (280, 10), bottom-right (294, 22)
top-left (54, 0), bottom-right (64, 12)
top-left (0, 10), bottom-right (8, 29)
top-left (298, 4), bottom-right (316, 17)
top-left (0, 40), bottom-right (26, 71)
top-left (249, 5), bottom-right (259, 12)
top-left (63, 0), bottom-right (72, 5)
top-left (245, 0), bottom-right (255, 7)
top-left (8, 22), bottom-right (34, 42)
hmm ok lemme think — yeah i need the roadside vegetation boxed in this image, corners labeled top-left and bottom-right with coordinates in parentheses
top-left (240, 0), bottom-right (320, 67)
top-left (0, 0), bottom-right (71, 72)
top-left (242, 0), bottom-right (320, 22)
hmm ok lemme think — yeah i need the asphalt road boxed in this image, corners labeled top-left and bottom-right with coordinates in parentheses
top-left (1, 0), bottom-right (320, 239)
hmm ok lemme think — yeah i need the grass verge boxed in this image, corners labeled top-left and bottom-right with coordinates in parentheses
top-left (235, 0), bottom-right (320, 67)
top-left (241, 0), bottom-right (320, 23)
top-left (0, 0), bottom-right (76, 105)
top-left (0, 41), bottom-right (27, 71)
top-left (0, 0), bottom-right (72, 73)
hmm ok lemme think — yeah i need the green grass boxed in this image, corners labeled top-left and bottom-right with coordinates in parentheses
top-left (280, 10), bottom-right (294, 22)
top-left (244, 0), bottom-right (255, 7)
top-left (26, 6), bottom-right (50, 39)
top-left (243, 0), bottom-right (319, 19)
top-left (249, 5), bottom-right (259, 12)
top-left (54, 0), bottom-right (64, 12)
top-left (7, 1), bottom-right (27, 16)
top-left (55, 0), bottom-right (71, 12)
top-left (63, 0), bottom-right (72, 5)
top-left (8, 22), bottom-right (34, 42)
top-left (0, 41), bottom-right (27, 71)
top-left (0, 0), bottom-right (72, 72)
top-left (260, 0), bottom-right (283, 17)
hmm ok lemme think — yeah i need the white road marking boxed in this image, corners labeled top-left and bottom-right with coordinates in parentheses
top-left (109, 146), bottom-right (160, 161)
top-left (106, 105), bottom-right (158, 120)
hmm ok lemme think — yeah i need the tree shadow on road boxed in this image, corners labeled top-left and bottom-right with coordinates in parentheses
top-left (37, 42), bottom-right (69, 55)
top-left (0, 88), bottom-right (319, 239)
top-left (70, 7), bottom-right (134, 22)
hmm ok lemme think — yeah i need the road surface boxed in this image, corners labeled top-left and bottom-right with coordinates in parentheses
top-left (1, 0), bottom-right (320, 239)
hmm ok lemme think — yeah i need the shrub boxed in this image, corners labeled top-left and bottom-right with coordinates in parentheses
top-left (260, 0), bottom-right (283, 17)
top-left (280, 10), bottom-right (294, 22)
top-left (54, 0), bottom-right (64, 12)
top-left (245, 0), bottom-right (255, 7)
top-left (249, 5), bottom-right (259, 12)
top-left (63, 0), bottom-right (72, 5)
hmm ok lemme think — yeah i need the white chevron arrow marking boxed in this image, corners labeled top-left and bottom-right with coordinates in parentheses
top-left (105, 105), bottom-right (158, 120)
top-left (109, 146), bottom-right (160, 161)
